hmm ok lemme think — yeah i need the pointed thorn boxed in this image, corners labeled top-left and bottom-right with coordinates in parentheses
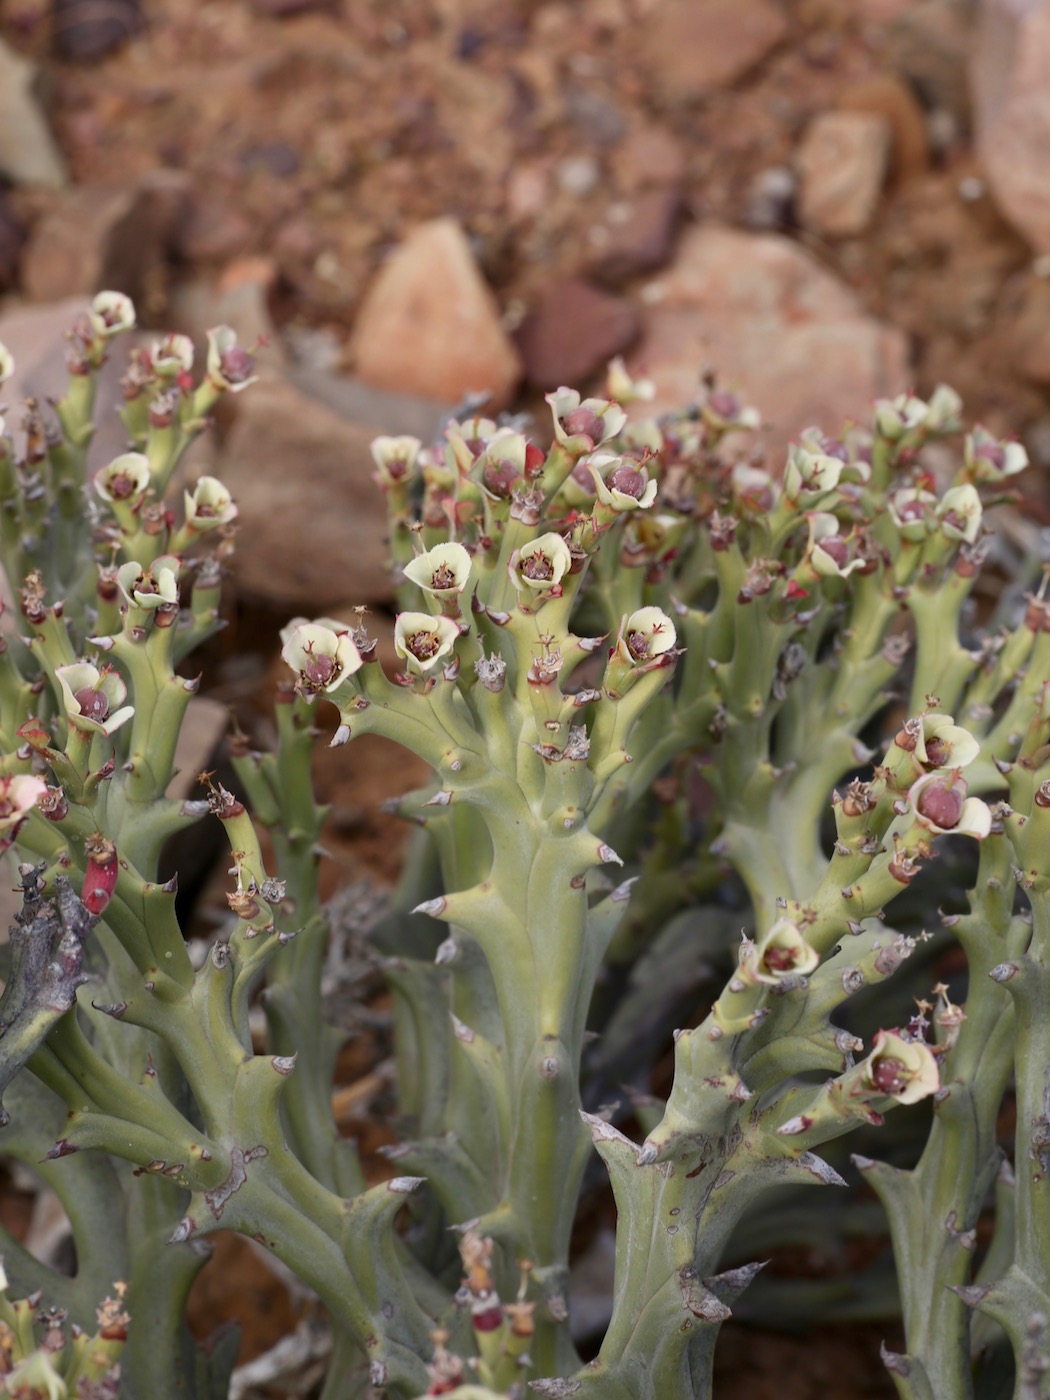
top-left (413, 897), bottom-right (447, 919)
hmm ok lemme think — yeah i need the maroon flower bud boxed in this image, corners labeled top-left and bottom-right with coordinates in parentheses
top-left (74, 687), bottom-right (110, 723)
top-left (561, 407), bottom-right (604, 443)
top-left (916, 777), bottom-right (964, 830)
top-left (606, 465), bottom-right (647, 500)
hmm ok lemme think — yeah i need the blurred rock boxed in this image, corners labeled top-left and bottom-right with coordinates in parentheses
top-left (51, 0), bottom-right (144, 62)
top-left (639, 0), bottom-right (788, 103)
top-left (170, 697), bottom-right (229, 801)
top-left (0, 39), bottom-right (67, 188)
top-left (796, 111), bottom-right (891, 237)
top-left (515, 278), bottom-right (638, 389)
top-left (744, 166), bottom-right (797, 231)
top-left (838, 74), bottom-right (930, 182)
top-left (19, 171), bottom-right (189, 304)
top-left (973, 0), bottom-right (1050, 253)
top-left (0, 190), bottom-right (26, 291)
top-left (884, 0), bottom-right (973, 130)
top-left (174, 191), bottom-right (254, 264)
top-left (588, 188), bottom-right (683, 284)
top-left (1008, 273), bottom-right (1050, 383)
top-left (351, 217), bottom-right (521, 412)
top-left (218, 374), bottom-right (402, 609)
top-left (630, 226), bottom-right (910, 466)
top-left (286, 368), bottom-right (447, 445)
top-left (565, 83), bottom-right (628, 147)
top-left (613, 124), bottom-right (686, 189)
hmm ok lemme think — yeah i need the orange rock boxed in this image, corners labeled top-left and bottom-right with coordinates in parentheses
top-left (351, 217), bottom-right (521, 411)
top-left (638, 0), bottom-right (788, 103)
top-left (839, 73), bottom-right (930, 182)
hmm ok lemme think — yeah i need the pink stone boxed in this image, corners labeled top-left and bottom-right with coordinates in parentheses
top-left (630, 226), bottom-right (910, 468)
top-left (351, 217), bottom-right (521, 410)
top-left (638, 0), bottom-right (788, 102)
top-left (973, 0), bottom-right (1050, 251)
top-left (796, 111), bottom-right (891, 238)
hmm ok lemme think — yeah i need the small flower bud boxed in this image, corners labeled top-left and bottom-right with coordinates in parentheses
top-left (89, 290), bottom-right (136, 338)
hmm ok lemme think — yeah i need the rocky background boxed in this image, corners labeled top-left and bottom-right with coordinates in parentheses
top-left (1, 0), bottom-right (1049, 1394)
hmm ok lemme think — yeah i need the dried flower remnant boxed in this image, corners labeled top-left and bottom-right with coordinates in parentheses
top-left (55, 663), bottom-right (134, 736)
top-left (281, 622), bottom-right (363, 697)
top-left (393, 612), bottom-right (461, 675)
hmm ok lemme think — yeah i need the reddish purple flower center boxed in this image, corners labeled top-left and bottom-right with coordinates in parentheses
top-left (408, 630), bottom-right (440, 660)
top-left (896, 498), bottom-right (927, 523)
top-left (762, 945), bottom-right (798, 974)
top-left (482, 460), bottom-right (518, 498)
top-left (219, 346), bottom-right (255, 384)
top-left (561, 407), bottom-right (604, 443)
top-left (707, 391), bottom-right (739, 419)
top-left (817, 536), bottom-right (849, 568)
top-left (303, 652), bottom-right (338, 688)
top-left (108, 472), bottom-right (137, 501)
top-left (75, 687), bottom-right (110, 722)
top-left (430, 564), bottom-right (457, 591)
top-left (871, 1056), bottom-right (907, 1095)
top-left (917, 780), bottom-right (964, 830)
top-left (923, 735), bottom-right (950, 767)
top-left (522, 553), bottom-right (554, 582)
top-left (607, 466), bottom-right (646, 499)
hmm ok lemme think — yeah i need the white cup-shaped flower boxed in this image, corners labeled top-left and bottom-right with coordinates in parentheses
top-left (858, 1029), bottom-right (940, 1105)
top-left (908, 770), bottom-right (992, 839)
top-left (394, 613), bottom-right (461, 675)
top-left (606, 356), bottom-right (655, 406)
top-left (784, 444), bottom-right (844, 502)
top-left (805, 513), bottom-right (866, 579)
top-left (152, 333), bottom-right (195, 379)
top-left (117, 555), bottom-right (181, 610)
top-left (588, 455), bottom-right (658, 512)
top-left (0, 774), bottom-right (48, 842)
top-left (924, 384), bottom-right (963, 433)
top-left (184, 476), bottom-right (238, 531)
top-left (887, 487), bottom-right (937, 543)
top-left (94, 452), bottom-right (151, 506)
top-left (512, 532), bottom-right (573, 591)
top-left (617, 607), bottom-right (677, 667)
top-left (476, 429), bottom-right (528, 499)
top-left (742, 919), bottom-right (820, 986)
top-left (404, 542), bottom-right (472, 599)
top-left (547, 388), bottom-right (627, 451)
top-left (874, 392), bottom-right (930, 441)
top-left (891, 713), bottom-right (981, 779)
top-left (0, 341), bottom-right (13, 387)
top-left (937, 484), bottom-right (982, 544)
top-left (206, 326), bottom-right (257, 392)
top-left (55, 663), bottom-right (135, 735)
top-left (964, 425), bottom-right (1028, 484)
top-left (731, 462), bottom-right (779, 514)
top-left (371, 435), bottom-right (422, 486)
top-left (89, 290), bottom-right (137, 338)
top-left (282, 622), bottom-right (363, 696)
